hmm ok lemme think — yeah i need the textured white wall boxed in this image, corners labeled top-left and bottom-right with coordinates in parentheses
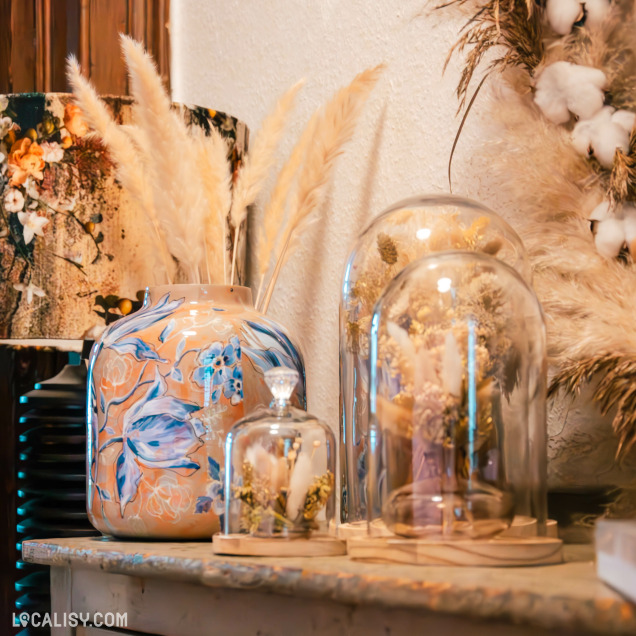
top-left (171, 0), bottom-right (497, 428)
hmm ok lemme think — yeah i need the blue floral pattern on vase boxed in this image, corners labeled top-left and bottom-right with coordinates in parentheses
top-left (88, 285), bottom-right (305, 539)
top-left (99, 293), bottom-right (184, 362)
top-left (195, 457), bottom-right (225, 527)
top-left (100, 368), bottom-right (205, 514)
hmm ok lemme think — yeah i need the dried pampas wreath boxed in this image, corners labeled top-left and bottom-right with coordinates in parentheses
top-left (436, 0), bottom-right (636, 520)
top-left (440, 0), bottom-right (636, 450)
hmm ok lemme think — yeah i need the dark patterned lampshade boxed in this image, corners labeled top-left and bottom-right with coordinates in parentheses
top-left (0, 93), bottom-right (247, 340)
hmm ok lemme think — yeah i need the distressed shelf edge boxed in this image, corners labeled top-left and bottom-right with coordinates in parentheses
top-left (21, 538), bottom-right (635, 635)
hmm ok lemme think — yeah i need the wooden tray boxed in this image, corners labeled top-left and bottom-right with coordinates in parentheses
top-left (213, 533), bottom-right (347, 557)
top-left (347, 535), bottom-right (563, 567)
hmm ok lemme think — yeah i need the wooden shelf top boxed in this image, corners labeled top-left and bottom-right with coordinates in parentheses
top-left (23, 537), bottom-right (635, 635)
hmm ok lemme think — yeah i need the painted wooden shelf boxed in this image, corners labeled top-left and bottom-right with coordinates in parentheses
top-left (22, 537), bottom-right (636, 636)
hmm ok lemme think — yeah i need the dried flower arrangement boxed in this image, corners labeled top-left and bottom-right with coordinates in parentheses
top-left (68, 36), bottom-right (382, 308)
top-left (374, 264), bottom-right (521, 538)
top-left (344, 211), bottom-right (504, 359)
top-left (233, 439), bottom-right (334, 536)
top-left (440, 0), bottom-right (636, 457)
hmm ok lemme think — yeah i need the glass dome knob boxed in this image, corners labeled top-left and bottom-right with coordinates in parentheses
top-left (265, 367), bottom-right (299, 406)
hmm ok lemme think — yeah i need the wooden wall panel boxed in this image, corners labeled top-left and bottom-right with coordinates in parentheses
top-left (49, 0), bottom-right (81, 92)
top-left (88, 0), bottom-right (128, 95)
top-left (0, 1), bottom-right (11, 91)
top-left (8, 0), bottom-right (37, 92)
top-left (0, 0), bottom-right (170, 95)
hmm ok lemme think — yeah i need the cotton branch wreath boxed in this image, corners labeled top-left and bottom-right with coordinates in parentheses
top-left (68, 35), bottom-right (382, 307)
top-left (440, 0), bottom-right (636, 456)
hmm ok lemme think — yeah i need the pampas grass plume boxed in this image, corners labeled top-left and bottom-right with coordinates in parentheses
top-left (229, 79), bottom-right (305, 283)
top-left (66, 56), bottom-right (175, 284)
top-left (121, 35), bottom-right (207, 283)
top-left (259, 64), bottom-right (384, 312)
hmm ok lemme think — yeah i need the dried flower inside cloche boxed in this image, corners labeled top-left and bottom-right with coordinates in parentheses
top-left (224, 368), bottom-right (336, 538)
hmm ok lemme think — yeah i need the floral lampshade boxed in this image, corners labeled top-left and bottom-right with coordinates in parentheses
top-left (0, 93), bottom-right (247, 339)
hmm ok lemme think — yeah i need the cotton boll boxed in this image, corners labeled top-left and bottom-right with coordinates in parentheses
top-left (567, 64), bottom-right (607, 120)
top-left (623, 205), bottom-right (636, 244)
top-left (534, 61), bottom-right (606, 124)
top-left (534, 62), bottom-right (574, 124)
top-left (571, 114), bottom-right (599, 156)
top-left (572, 107), bottom-right (631, 168)
top-left (595, 218), bottom-right (625, 258)
top-left (584, 0), bottom-right (610, 28)
top-left (534, 88), bottom-right (571, 124)
top-left (590, 200), bottom-right (612, 222)
top-left (546, 0), bottom-right (584, 35)
top-left (611, 109), bottom-right (636, 134)
top-left (593, 122), bottom-right (630, 167)
top-left (566, 79), bottom-right (606, 121)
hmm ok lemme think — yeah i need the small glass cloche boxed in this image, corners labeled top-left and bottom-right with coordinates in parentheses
top-left (224, 368), bottom-right (336, 538)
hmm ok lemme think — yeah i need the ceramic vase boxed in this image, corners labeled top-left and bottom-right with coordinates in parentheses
top-left (87, 284), bottom-right (305, 539)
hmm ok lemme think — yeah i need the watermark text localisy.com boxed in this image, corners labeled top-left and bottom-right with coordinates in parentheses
top-left (13, 611), bottom-right (127, 629)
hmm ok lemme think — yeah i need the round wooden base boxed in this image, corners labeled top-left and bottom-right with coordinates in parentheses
top-left (212, 533), bottom-right (347, 557)
top-left (347, 535), bottom-right (564, 567)
top-left (337, 516), bottom-right (559, 540)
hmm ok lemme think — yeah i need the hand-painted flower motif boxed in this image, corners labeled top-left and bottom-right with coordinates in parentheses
top-left (102, 353), bottom-right (134, 389)
top-left (223, 366), bottom-right (243, 406)
top-left (146, 473), bottom-right (194, 523)
top-left (192, 340), bottom-right (237, 388)
top-left (107, 367), bottom-right (204, 514)
top-left (8, 138), bottom-right (46, 185)
top-left (17, 210), bottom-right (49, 244)
top-left (195, 457), bottom-right (225, 519)
top-left (39, 140), bottom-right (64, 163)
top-left (242, 319), bottom-right (305, 390)
top-left (0, 114), bottom-right (14, 138)
top-left (13, 282), bottom-right (46, 304)
top-left (2, 188), bottom-right (24, 212)
top-left (3, 188), bottom-right (24, 212)
top-left (64, 103), bottom-right (88, 137)
top-left (99, 292), bottom-right (184, 362)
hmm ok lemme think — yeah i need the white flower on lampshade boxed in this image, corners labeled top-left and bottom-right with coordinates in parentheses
top-left (13, 282), bottom-right (46, 304)
top-left (3, 187), bottom-right (25, 212)
top-left (39, 141), bottom-right (64, 163)
top-left (17, 210), bottom-right (49, 244)
top-left (0, 116), bottom-right (14, 138)
top-left (546, 0), bottom-right (610, 35)
top-left (591, 201), bottom-right (636, 258)
top-left (534, 61), bottom-right (606, 124)
top-left (572, 107), bottom-right (636, 168)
